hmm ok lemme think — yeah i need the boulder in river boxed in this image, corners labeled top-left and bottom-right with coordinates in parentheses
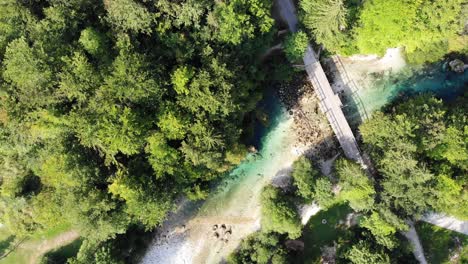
top-left (449, 59), bottom-right (465, 73)
top-left (248, 146), bottom-right (257, 153)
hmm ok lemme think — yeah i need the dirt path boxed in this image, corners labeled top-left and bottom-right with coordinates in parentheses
top-left (261, 43), bottom-right (282, 61)
top-left (422, 213), bottom-right (468, 235)
top-left (299, 203), bottom-right (321, 225)
top-left (402, 221), bottom-right (428, 264)
top-left (19, 230), bottom-right (80, 264)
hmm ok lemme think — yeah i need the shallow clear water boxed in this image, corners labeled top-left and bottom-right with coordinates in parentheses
top-left (198, 89), bottom-right (290, 212)
top-left (355, 63), bottom-right (467, 121)
top-left (198, 109), bottom-right (293, 218)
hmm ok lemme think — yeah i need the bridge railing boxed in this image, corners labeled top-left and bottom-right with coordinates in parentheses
top-left (332, 56), bottom-right (370, 121)
top-left (304, 58), bottom-right (362, 159)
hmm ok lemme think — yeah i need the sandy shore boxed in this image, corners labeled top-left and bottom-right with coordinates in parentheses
top-left (327, 48), bottom-right (407, 94)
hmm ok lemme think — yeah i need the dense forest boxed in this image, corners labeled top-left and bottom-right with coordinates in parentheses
top-left (298, 0), bottom-right (467, 63)
top-left (1, 0), bottom-right (467, 263)
top-left (0, 0), bottom-right (276, 262)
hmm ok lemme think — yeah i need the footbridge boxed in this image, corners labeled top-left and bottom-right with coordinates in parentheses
top-left (277, 0), bottom-right (364, 163)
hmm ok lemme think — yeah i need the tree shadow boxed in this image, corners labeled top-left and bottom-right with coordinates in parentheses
top-left (42, 238), bottom-right (82, 264)
top-left (0, 235), bottom-right (16, 258)
top-left (415, 222), bottom-right (466, 264)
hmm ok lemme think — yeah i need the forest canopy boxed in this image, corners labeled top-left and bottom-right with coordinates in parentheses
top-left (360, 94), bottom-right (468, 220)
top-left (0, 0), bottom-right (275, 261)
top-left (299, 0), bottom-right (467, 63)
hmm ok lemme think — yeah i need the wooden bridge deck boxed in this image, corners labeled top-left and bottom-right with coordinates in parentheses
top-left (303, 47), bottom-right (363, 162)
top-left (278, 0), bottom-right (364, 163)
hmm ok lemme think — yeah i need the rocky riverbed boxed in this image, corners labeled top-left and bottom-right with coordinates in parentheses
top-left (278, 76), bottom-right (338, 162)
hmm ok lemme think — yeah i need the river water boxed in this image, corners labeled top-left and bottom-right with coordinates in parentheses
top-left (140, 60), bottom-right (467, 264)
top-left (356, 62), bottom-right (467, 119)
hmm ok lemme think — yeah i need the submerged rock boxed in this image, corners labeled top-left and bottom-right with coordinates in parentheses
top-left (449, 59), bottom-right (465, 73)
top-left (247, 146), bottom-right (257, 153)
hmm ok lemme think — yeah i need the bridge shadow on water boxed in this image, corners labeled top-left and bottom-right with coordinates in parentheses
top-left (326, 56), bottom-right (369, 130)
top-left (326, 57), bottom-right (468, 132)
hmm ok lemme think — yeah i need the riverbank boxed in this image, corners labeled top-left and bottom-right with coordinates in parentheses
top-left (325, 48), bottom-right (468, 125)
top-left (326, 48), bottom-right (407, 95)
top-left (324, 48), bottom-right (407, 127)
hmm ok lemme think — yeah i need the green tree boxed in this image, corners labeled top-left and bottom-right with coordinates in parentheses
top-left (105, 0), bottom-right (153, 34)
top-left (0, 197), bottom-right (38, 236)
top-left (210, 0), bottom-right (273, 45)
top-left (28, 4), bottom-right (84, 60)
top-left (99, 37), bottom-right (161, 104)
top-left (360, 211), bottom-right (399, 249)
top-left (0, 0), bottom-right (35, 57)
top-left (431, 175), bottom-right (468, 220)
top-left (313, 177), bottom-right (335, 208)
top-left (346, 241), bottom-right (390, 264)
top-left (2, 37), bottom-right (53, 108)
top-left (71, 104), bottom-right (148, 162)
top-left (429, 126), bottom-right (468, 170)
top-left (0, 157), bottom-right (30, 198)
top-left (283, 31), bottom-right (309, 62)
top-left (145, 133), bottom-right (180, 177)
top-left (291, 156), bottom-right (334, 207)
top-left (157, 109), bottom-right (187, 140)
top-left (57, 52), bottom-right (101, 105)
top-left (354, 0), bottom-right (465, 63)
top-left (109, 174), bottom-right (172, 228)
top-left (380, 151), bottom-right (436, 217)
top-left (171, 66), bottom-right (194, 96)
top-left (0, 0), bottom-right (276, 261)
top-left (68, 240), bottom-right (124, 264)
top-left (360, 112), bottom-right (435, 217)
top-left (291, 156), bottom-right (317, 201)
top-left (299, 0), bottom-right (348, 53)
top-left (335, 158), bottom-right (375, 211)
top-left (261, 186), bottom-right (302, 239)
top-left (360, 95), bottom-right (468, 218)
top-left (79, 27), bottom-right (108, 57)
top-left (211, 2), bottom-right (251, 45)
top-left (228, 232), bottom-right (289, 264)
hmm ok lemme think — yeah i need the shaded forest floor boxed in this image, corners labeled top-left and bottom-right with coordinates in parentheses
top-left (416, 222), bottom-right (468, 263)
top-left (294, 203), bottom-right (353, 263)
